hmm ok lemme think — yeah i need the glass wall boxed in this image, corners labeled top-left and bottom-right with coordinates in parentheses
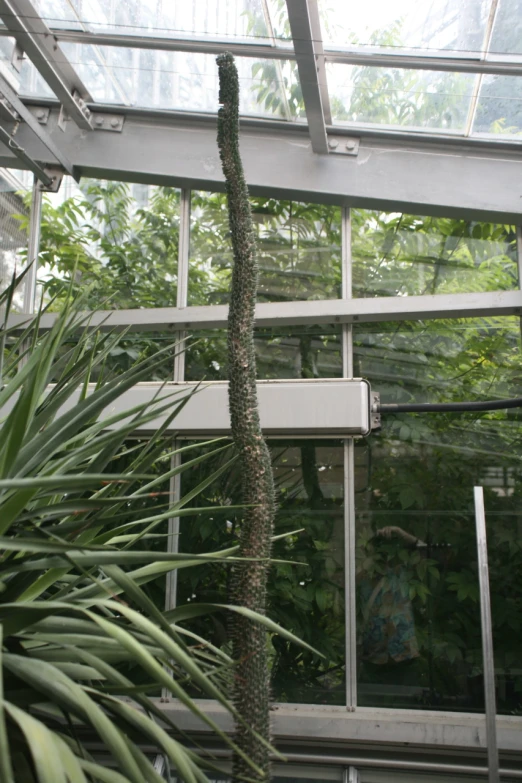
top-left (188, 193), bottom-right (342, 304)
top-left (30, 181), bottom-right (522, 716)
top-left (353, 317), bottom-right (522, 712)
top-left (0, 172), bottom-right (30, 310)
top-left (39, 177), bottom-right (180, 310)
top-left (177, 440), bottom-right (346, 705)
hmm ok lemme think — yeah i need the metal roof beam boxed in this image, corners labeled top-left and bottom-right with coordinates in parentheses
top-left (324, 49), bottom-right (522, 77)
top-left (0, 122), bottom-right (52, 185)
top-left (52, 29), bottom-right (293, 61)
top-left (0, 71), bottom-right (76, 178)
top-left (2, 106), bottom-right (522, 220)
top-left (0, 24), bottom-right (520, 77)
top-left (285, 0), bottom-right (329, 153)
top-left (0, 0), bottom-right (93, 130)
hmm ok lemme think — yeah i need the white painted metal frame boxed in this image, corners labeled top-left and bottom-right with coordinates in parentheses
top-left (0, 0), bottom-right (519, 757)
top-left (474, 487), bottom-right (500, 783)
top-left (0, 0), bottom-right (93, 129)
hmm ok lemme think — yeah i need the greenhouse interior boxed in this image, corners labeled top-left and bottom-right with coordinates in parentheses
top-left (0, 0), bottom-right (521, 781)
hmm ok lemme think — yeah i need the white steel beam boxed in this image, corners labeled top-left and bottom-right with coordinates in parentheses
top-left (2, 109), bottom-right (522, 221)
top-left (0, 0), bottom-right (93, 129)
top-left (0, 72), bottom-right (76, 178)
top-left (5, 291), bottom-right (521, 333)
top-left (285, 0), bottom-right (329, 153)
top-left (324, 49), bottom-right (522, 78)
top-left (28, 29), bottom-right (522, 79)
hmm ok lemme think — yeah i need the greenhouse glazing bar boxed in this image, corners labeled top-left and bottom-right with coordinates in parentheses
top-left (0, 0), bottom-right (93, 129)
top-left (285, 0), bottom-right (329, 153)
top-left (21, 27), bottom-right (522, 78)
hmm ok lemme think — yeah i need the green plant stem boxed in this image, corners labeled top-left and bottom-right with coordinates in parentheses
top-left (216, 52), bottom-right (276, 782)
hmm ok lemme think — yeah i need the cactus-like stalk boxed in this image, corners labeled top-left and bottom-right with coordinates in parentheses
top-left (216, 52), bottom-right (276, 782)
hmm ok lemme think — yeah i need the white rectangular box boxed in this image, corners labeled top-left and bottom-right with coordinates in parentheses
top-left (101, 378), bottom-right (374, 437)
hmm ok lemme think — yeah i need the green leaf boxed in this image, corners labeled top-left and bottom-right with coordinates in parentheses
top-left (3, 701), bottom-right (67, 783)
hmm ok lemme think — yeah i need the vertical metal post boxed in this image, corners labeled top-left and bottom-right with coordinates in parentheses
top-left (22, 176), bottom-right (42, 314)
top-left (473, 486), bottom-right (499, 783)
top-left (166, 189), bottom-right (191, 613)
top-left (165, 445), bottom-right (182, 612)
top-left (173, 188), bottom-right (190, 382)
top-left (342, 205), bottom-right (357, 710)
top-left (343, 767), bottom-right (360, 783)
top-left (516, 225), bottom-right (522, 345)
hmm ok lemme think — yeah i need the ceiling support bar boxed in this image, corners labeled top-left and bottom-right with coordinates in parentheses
top-left (0, 122), bottom-right (53, 185)
top-left (285, 0), bottom-right (329, 153)
top-left (20, 29), bottom-right (522, 78)
top-left (0, 0), bottom-right (93, 130)
top-left (0, 73), bottom-right (76, 178)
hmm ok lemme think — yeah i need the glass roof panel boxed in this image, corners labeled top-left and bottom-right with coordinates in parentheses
top-left (489, 0), bottom-right (522, 55)
top-left (319, 0), bottom-right (492, 56)
top-left (327, 64), bottom-right (476, 132)
top-left (59, 43), bottom-right (301, 118)
top-left (33, 0), bottom-right (291, 44)
top-left (473, 75), bottom-right (522, 137)
top-left (0, 36), bottom-right (55, 98)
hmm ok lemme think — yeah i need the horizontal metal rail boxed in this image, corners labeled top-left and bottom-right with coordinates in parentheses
top-left (10, 27), bottom-right (522, 78)
top-left (5, 290), bottom-right (521, 331)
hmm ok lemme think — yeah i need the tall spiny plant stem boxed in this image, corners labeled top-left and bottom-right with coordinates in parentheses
top-left (216, 52), bottom-right (276, 782)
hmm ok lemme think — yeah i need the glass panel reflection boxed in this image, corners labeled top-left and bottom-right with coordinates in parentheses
top-left (474, 74), bottom-right (522, 137)
top-left (328, 65), bottom-right (475, 132)
top-left (34, 0), bottom-right (284, 42)
top-left (59, 44), bottom-right (299, 117)
top-left (0, 177), bottom-right (29, 312)
top-left (185, 326), bottom-right (342, 381)
top-left (319, 0), bottom-right (491, 55)
top-left (177, 441), bottom-right (345, 705)
top-left (489, 0), bottom-right (522, 55)
top-left (352, 210), bottom-right (518, 298)
top-left (188, 193), bottom-right (342, 304)
top-left (354, 317), bottom-right (522, 712)
top-left (38, 177), bottom-right (180, 310)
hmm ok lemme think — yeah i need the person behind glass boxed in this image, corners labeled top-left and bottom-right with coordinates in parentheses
top-left (359, 525), bottom-right (426, 667)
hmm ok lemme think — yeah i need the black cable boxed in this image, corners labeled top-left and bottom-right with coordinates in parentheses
top-left (379, 397), bottom-right (522, 413)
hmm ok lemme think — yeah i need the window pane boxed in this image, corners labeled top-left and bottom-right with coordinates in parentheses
top-left (319, 0), bottom-right (491, 55)
top-left (352, 210), bottom-right (518, 298)
top-left (59, 44), bottom-right (300, 118)
top-left (34, 0), bottom-right (286, 43)
top-left (188, 193), bottom-right (342, 304)
top-left (489, 0), bottom-right (522, 56)
top-left (177, 440), bottom-right (346, 705)
top-left (354, 317), bottom-right (522, 712)
top-left (185, 326), bottom-right (342, 381)
top-left (474, 75), bottom-right (522, 138)
top-left (0, 177), bottom-right (29, 312)
top-left (328, 65), bottom-right (476, 132)
top-left (38, 177), bottom-right (180, 310)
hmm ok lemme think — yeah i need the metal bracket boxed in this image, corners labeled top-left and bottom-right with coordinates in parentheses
top-left (327, 135), bottom-right (360, 156)
top-left (10, 41), bottom-right (24, 73)
top-left (57, 90), bottom-right (92, 131)
top-left (37, 165), bottom-right (64, 192)
top-left (91, 113), bottom-right (125, 132)
top-left (29, 106), bottom-right (50, 125)
top-left (58, 106), bottom-right (124, 133)
top-left (343, 767), bottom-right (361, 783)
top-left (371, 391), bottom-right (381, 430)
top-left (0, 94), bottom-right (19, 123)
